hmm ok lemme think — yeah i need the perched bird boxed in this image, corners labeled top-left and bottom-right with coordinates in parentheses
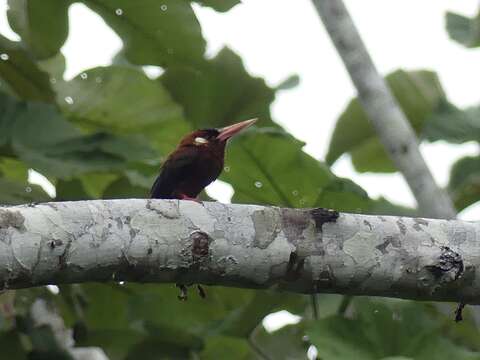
top-left (151, 118), bottom-right (257, 201)
top-left (150, 118), bottom-right (257, 300)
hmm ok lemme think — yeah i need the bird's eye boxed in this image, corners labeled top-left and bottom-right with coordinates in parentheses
top-left (194, 137), bottom-right (209, 145)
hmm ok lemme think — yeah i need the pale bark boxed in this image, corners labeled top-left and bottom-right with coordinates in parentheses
top-left (311, 0), bottom-right (456, 219)
top-left (0, 200), bottom-right (477, 303)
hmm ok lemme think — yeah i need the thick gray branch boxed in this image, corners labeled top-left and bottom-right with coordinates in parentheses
top-left (312, 0), bottom-right (456, 219)
top-left (0, 200), bottom-right (478, 303)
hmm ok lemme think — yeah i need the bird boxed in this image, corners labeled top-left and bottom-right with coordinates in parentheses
top-left (151, 118), bottom-right (257, 201)
top-left (150, 118), bottom-right (257, 300)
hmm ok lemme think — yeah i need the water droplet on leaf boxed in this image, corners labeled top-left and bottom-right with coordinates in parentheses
top-left (224, 166), bottom-right (230, 172)
top-left (115, 8), bottom-right (123, 15)
top-left (25, 186), bottom-right (32, 193)
top-left (80, 73), bottom-right (88, 80)
top-left (254, 181), bottom-right (263, 188)
top-left (0, 53), bottom-right (9, 61)
top-left (161, 4), bottom-right (168, 11)
top-left (292, 190), bottom-right (299, 196)
top-left (64, 96), bottom-right (74, 105)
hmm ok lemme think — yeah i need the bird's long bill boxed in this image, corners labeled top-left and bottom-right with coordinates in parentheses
top-left (216, 118), bottom-right (257, 142)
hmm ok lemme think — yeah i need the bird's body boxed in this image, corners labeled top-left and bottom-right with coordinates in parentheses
top-left (150, 129), bottom-right (225, 200)
top-left (151, 120), bottom-right (256, 201)
top-left (149, 119), bottom-right (256, 300)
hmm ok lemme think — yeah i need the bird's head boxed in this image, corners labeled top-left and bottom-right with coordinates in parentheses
top-left (179, 119), bottom-right (257, 149)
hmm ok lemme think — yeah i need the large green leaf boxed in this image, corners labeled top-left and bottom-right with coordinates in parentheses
top-left (422, 102), bottom-right (480, 144)
top-left (56, 66), bottom-right (191, 155)
top-left (199, 335), bottom-right (252, 360)
top-left (7, 0), bottom-right (70, 59)
top-left (81, 0), bottom-right (205, 67)
top-left (194, 0), bottom-right (239, 12)
top-left (0, 92), bottom-right (155, 179)
top-left (0, 176), bottom-right (50, 205)
top-left (0, 35), bottom-right (55, 102)
top-left (125, 335), bottom-right (200, 360)
top-left (446, 10), bottom-right (480, 48)
top-left (448, 156), bottom-right (480, 211)
top-left (223, 128), bottom-right (333, 208)
top-left (161, 47), bottom-right (277, 129)
top-left (213, 291), bottom-right (307, 338)
top-left (326, 70), bottom-right (446, 173)
top-left (222, 128), bottom-right (374, 212)
top-left (307, 298), bottom-right (480, 360)
top-left (0, 330), bottom-right (27, 360)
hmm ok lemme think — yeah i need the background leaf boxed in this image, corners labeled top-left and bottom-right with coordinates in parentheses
top-left (7, 0), bottom-right (70, 59)
top-left (446, 10), bottom-right (480, 48)
top-left (326, 70), bottom-right (446, 173)
top-left (0, 35), bottom-right (55, 102)
top-left (82, 0), bottom-right (205, 67)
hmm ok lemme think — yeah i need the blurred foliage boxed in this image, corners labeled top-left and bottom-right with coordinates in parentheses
top-left (446, 8), bottom-right (480, 48)
top-left (0, 1), bottom-right (479, 359)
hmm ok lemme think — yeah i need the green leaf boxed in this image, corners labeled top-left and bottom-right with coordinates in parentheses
top-left (448, 156), bottom-right (480, 211)
top-left (0, 330), bottom-right (27, 360)
top-left (275, 74), bottom-right (300, 91)
top-left (446, 11), bottom-right (480, 48)
top-left (0, 176), bottom-right (50, 205)
top-left (326, 70), bottom-right (446, 173)
top-left (76, 329), bottom-right (143, 360)
top-left (194, 0), bottom-right (240, 12)
top-left (307, 298), bottom-right (480, 360)
top-left (55, 179), bottom-right (91, 201)
top-left (422, 102), bottom-right (480, 144)
top-left (0, 91), bottom-right (155, 180)
top-left (82, 0), bottom-right (205, 67)
top-left (56, 66), bottom-right (191, 155)
top-left (222, 128), bottom-right (372, 212)
top-left (223, 129), bottom-right (332, 207)
top-left (0, 157), bottom-right (29, 182)
top-left (215, 291), bottom-right (306, 337)
top-left (7, 0), bottom-right (70, 59)
top-left (102, 177), bottom-right (147, 199)
top-left (37, 52), bottom-right (66, 81)
top-left (161, 47), bottom-right (277, 129)
top-left (199, 335), bottom-right (252, 360)
top-left (369, 197), bottom-right (417, 217)
top-left (80, 284), bottom-right (131, 331)
top-left (125, 336), bottom-right (198, 360)
top-left (79, 173), bottom-right (119, 198)
top-left (0, 35), bottom-right (55, 102)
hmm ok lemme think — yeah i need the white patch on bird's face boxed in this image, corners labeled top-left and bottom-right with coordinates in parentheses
top-left (194, 137), bottom-right (209, 145)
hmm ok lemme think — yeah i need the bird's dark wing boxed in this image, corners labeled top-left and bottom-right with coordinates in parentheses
top-left (150, 146), bottom-right (200, 199)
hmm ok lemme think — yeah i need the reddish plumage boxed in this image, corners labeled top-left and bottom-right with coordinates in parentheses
top-left (151, 119), bottom-right (257, 201)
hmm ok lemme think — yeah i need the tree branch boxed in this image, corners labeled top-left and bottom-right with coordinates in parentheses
top-left (311, 0), bottom-right (456, 219)
top-left (0, 200), bottom-right (477, 303)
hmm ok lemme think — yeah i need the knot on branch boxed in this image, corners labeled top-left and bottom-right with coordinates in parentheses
top-left (190, 231), bottom-right (211, 260)
top-left (310, 208), bottom-right (339, 232)
top-left (426, 246), bottom-right (464, 282)
top-left (421, 246), bottom-right (465, 294)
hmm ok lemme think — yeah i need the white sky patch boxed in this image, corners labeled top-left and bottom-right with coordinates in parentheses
top-left (262, 310), bottom-right (302, 332)
top-left (62, 3), bottom-right (122, 80)
top-left (206, 180), bottom-right (234, 203)
top-left (28, 170), bottom-right (56, 198)
top-left (46, 285), bottom-right (60, 295)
